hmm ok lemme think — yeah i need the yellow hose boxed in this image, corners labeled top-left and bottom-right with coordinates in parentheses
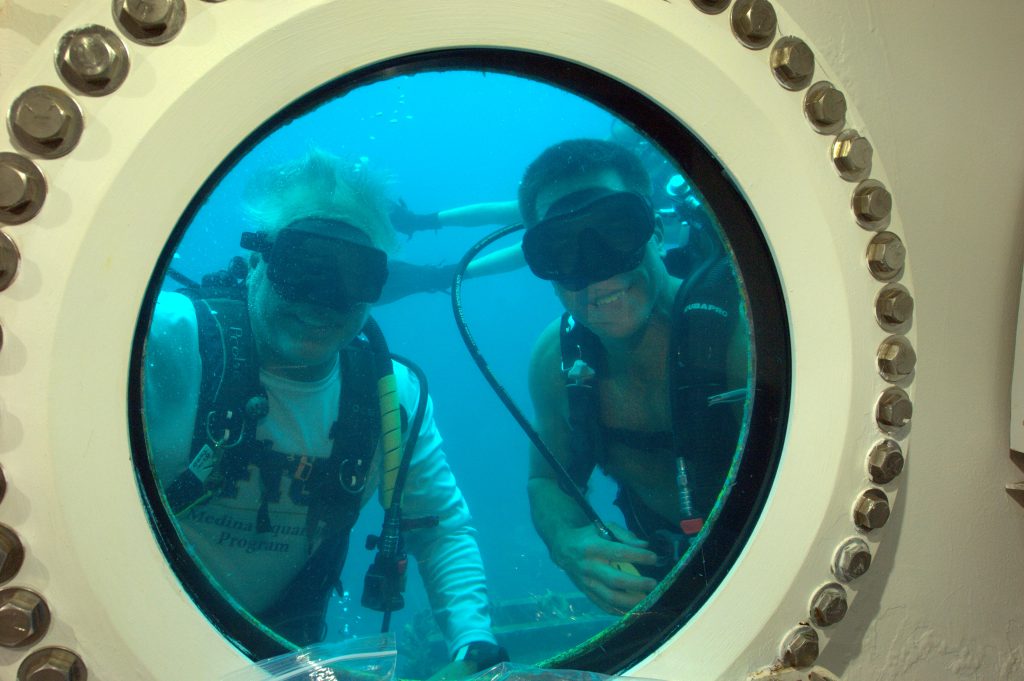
top-left (377, 373), bottom-right (402, 509)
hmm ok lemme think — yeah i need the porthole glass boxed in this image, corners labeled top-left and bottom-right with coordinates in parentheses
top-left (129, 50), bottom-right (789, 676)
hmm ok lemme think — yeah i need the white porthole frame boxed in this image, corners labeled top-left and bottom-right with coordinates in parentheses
top-left (0, 1), bottom-right (913, 680)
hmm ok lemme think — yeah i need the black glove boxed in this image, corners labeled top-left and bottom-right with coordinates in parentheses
top-left (452, 641), bottom-right (510, 672)
top-left (390, 199), bottom-right (441, 238)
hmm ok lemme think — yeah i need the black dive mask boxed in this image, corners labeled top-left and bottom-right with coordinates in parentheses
top-left (521, 189), bottom-right (655, 291)
top-left (240, 220), bottom-right (388, 312)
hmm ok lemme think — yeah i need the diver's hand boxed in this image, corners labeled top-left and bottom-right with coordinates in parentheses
top-left (550, 523), bottom-right (659, 614)
top-left (425, 642), bottom-right (508, 681)
top-left (389, 199), bottom-right (441, 238)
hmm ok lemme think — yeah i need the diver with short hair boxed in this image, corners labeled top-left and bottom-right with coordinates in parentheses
top-left (516, 139), bottom-right (746, 614)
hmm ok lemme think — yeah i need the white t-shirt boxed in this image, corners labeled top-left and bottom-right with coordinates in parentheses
top-left (143, 291), bottom-right (495, 655)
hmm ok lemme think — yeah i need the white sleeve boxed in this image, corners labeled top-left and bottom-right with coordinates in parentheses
top-left (389, 361), bottom-right (497, 657)
top-left (142, 291), bottom-right (202, 484)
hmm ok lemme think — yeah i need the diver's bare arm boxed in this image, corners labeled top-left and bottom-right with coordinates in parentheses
top-left (465, 243), bottom-right (526, 278)
top-left (438, 200), bottom-right (520, 228)
top-left (526, 323), bottom-right (658, 612)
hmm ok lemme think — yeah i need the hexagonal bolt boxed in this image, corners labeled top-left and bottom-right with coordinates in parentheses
top-left (691, 0), bottom-right (731, 15)
top-left (0, 165), bottom-right (30, 212)
top-left (877, 335), bottom-right (916, 382)
top-left (867, 438), bottom-right (905, 484)
top-left (877, 386), bottom-right (912, 431)
top-left (810, 582), bottom-right (848, 627)
top-left (771, 37), bottom-right (815, 90)
top-left (124, 0), bottom-right (174, 27)
top-left (832, 537), bottom-right (872, 582)
top-left (853, 488), bottom-right (891, 532)
top-left (833, 131), bottom-right (873, 177)
top-left (876, 285), bottom-right (915, 328)
top-left (0, 525), bottom-right (25, 585)
top-left (57, 26), bottom-right (130, 97)
top-left (853, 184), bottom-right (893, 224)
top-left (0, 466), bottom-right (6, 504)
top-left (867, 232), bottom-right (906, 281)
top-left (804, 82), bottom-right (847, 132)
top-left (732, 0), bottom-right (777, 49)
top-left (17, 647), bottom-right (87, 681)
top-left (0, 231), bottom-right (21, 292)
top-left (0, 588), bottom-right (51, 648)
top-left (9, 86), bottom-right (83, 159)
top-left (0, 152), bottom-right (46, 226)
top-left (780, 625), bottom-right (819, 668)
top-left (11, 90), bottom-right (72, 142)
top-left (115, 0), bottom-right (186, 45)
top-left (65, 33), bottom-right (116, 77)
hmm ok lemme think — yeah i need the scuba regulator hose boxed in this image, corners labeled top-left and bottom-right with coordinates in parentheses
top-left (450, 224), bottom-right (624, 544)
top-left (360, 318), bottom-right (431, 634)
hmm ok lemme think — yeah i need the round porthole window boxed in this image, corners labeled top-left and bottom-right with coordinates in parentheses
top-left (129, 50), bottom-right (789, 676)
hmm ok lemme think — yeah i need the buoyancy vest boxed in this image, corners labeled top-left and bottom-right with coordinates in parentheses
top-left (559, 248), bottom-right (744, 567)
top-left (165, 295), bottom-right (384, 645)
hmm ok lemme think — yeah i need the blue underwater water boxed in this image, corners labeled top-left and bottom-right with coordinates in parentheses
top-left (163, 70), bottom-right (634, 668)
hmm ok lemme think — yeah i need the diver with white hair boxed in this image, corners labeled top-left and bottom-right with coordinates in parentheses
top-left (142, 149), bottom-right (506, 677)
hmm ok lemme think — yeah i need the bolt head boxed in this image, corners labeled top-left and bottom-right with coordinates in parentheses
top-left (124, 0), bottom-right (174, 26)
top-left (811, 584), bottom-right (848, 627)
top-left (739, 0), bottom-right (777, 38)
top-left (18, 647), bottom-right (87, 681)
top-left (0, 526), bottom-right (24, 584)
top-left (116, 0), bottom-right (185, 46)
top-left (868, 236), bottom-right (906, 275)
top-left (834, 538), bottom-right (872, 582)
top-left (878, 337), bottom-right (916, 380)
top-left (854, 185), bottom-right (893, 222)
top-left (0, 165), bottom-right (30, 211)
top-left (835, 135), bottom-right (873, 173)
top-left (12, 92), bottom-right (71, 142)
top-left (0, 232), bottom-right (20, 290)
top-left (781, 626), bottom-right (819, 668)
top-left (0, 589), bottom-right (48, 647)
top-left (877, 388), bottom-right (912, 429)
top-left (868, 440), bottom-right (905, 484)
top-left (877, 287), bottom-right (914, 326)
top-left (63, 33), bottom-right (116, 78)
top-left (691, 0), bottom-right (730, 14)
top-left (809, 87), bottom-right (846, 125)
top-left (854, 490), bottom-right (891, 531)
top-left (775, 41), bottom-right (814, 81)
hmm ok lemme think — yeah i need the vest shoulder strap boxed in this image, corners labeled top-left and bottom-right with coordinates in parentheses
top-left (164, 296), bottom-right (263, 513)
top-left (559, 312), bottom-right (606, 483)
top-left (669, 254), bottom-right (743, 520)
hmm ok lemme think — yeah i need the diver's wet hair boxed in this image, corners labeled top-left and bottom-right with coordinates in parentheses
top-left (518, 138), bottom-right (652, 227)
top-left (243, 148), bottom-right (397, 253)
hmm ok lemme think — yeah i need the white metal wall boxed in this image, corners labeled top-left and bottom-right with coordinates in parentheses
top-left (0, 2), bottom-right (1022, 680)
